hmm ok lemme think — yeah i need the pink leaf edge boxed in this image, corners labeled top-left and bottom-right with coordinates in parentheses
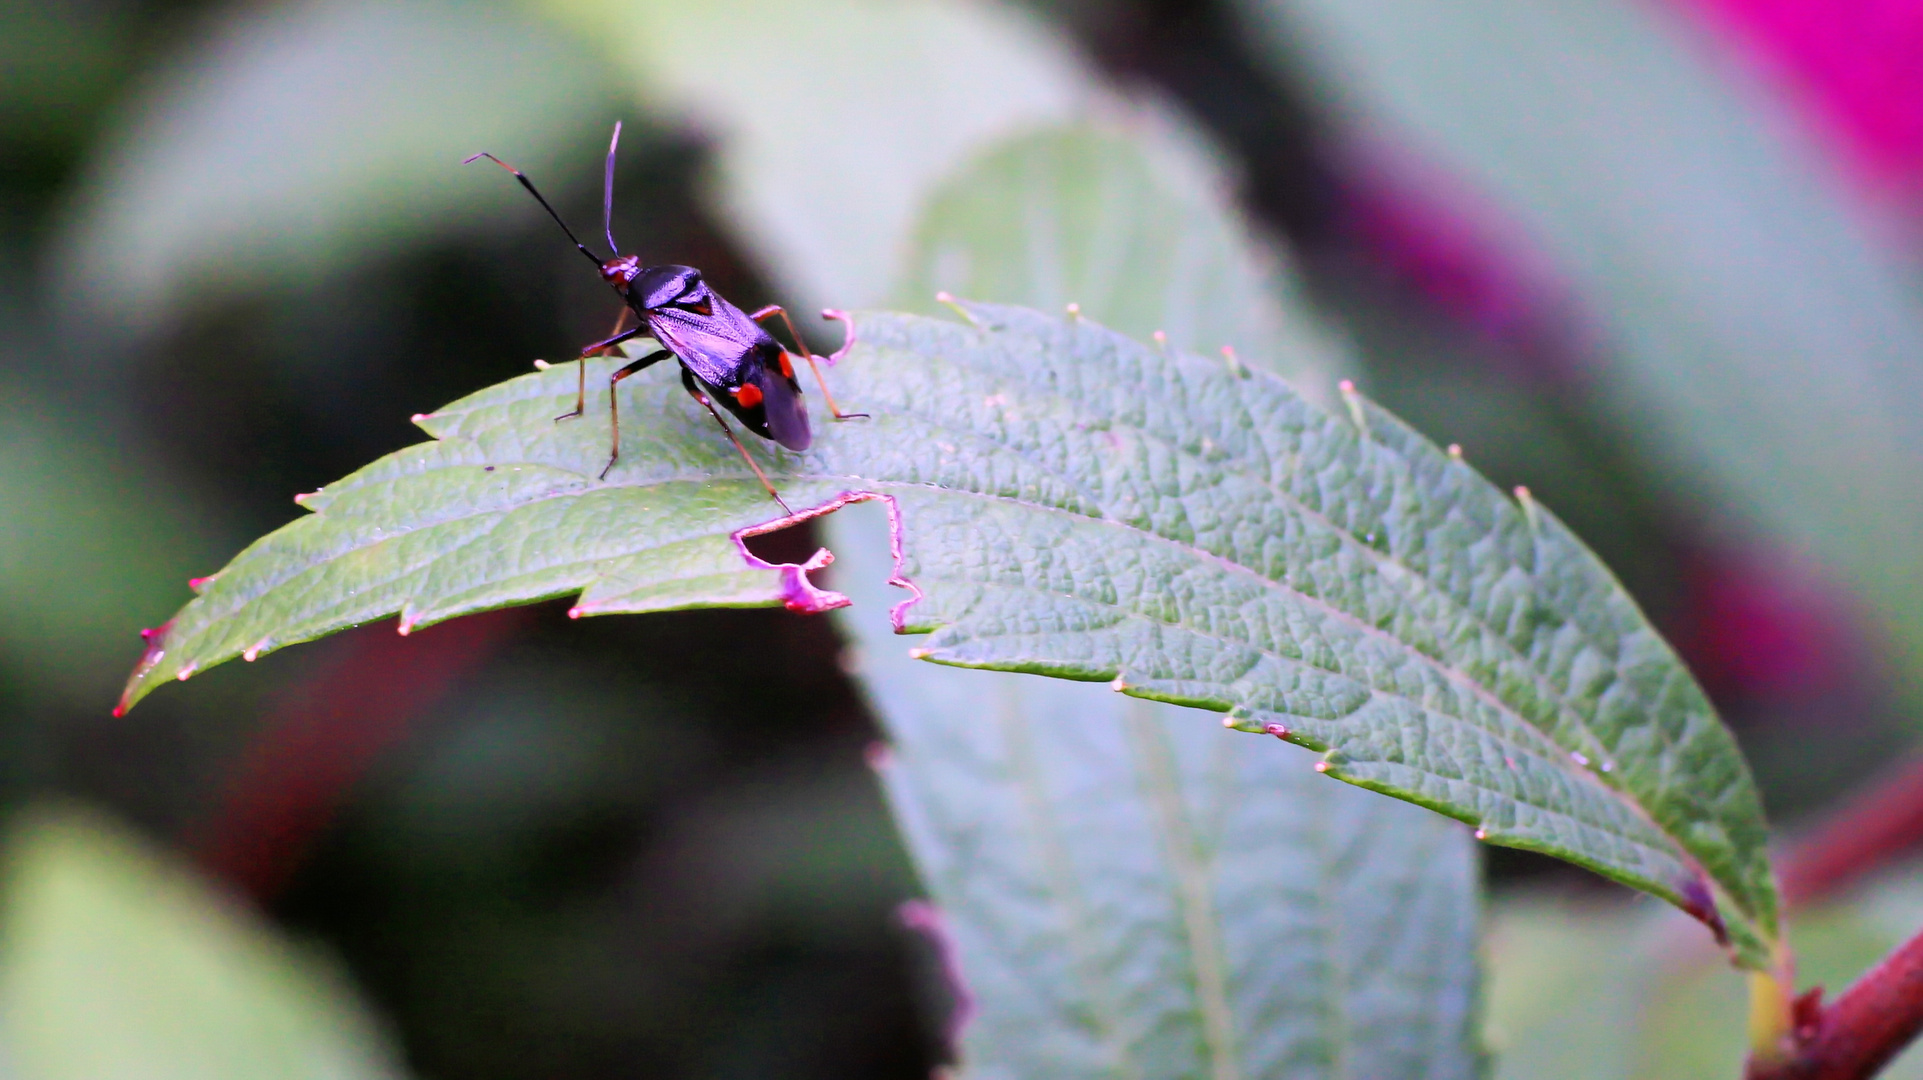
top-left (730, 490), bottom-right (923, 628)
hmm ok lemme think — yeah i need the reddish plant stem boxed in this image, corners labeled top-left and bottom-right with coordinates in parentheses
top-left (194, 608), bottom-right (527, 900)
top-left (1779, 751), bottom-right (1923, 910)
top-left (1749, 929), bottom-right (1923, 1080)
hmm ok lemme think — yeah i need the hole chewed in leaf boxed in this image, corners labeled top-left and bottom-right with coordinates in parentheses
top-left (729, 490), bottom-right (922, 628)
top-left (739, 519), bottom-right (823, 568)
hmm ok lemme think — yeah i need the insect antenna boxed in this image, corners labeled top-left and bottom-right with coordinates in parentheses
top-left (462, 151), bottom-right (604, 268)
top-left (603, 121), bottom-right (623, 255)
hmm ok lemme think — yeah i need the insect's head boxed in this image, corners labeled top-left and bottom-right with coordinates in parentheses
top-left (599, 254), bottom-right (642, 292)
top-left (632, 264), bottom-right (711, 314)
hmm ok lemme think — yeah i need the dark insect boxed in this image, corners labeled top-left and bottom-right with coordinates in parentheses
top-left (465, 122), bottom-right (864, 512)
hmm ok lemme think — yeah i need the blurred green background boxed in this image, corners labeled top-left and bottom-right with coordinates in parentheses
top-left (5, 0), bottom-right (1923, 1076)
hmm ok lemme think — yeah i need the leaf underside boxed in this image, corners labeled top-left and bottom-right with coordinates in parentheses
top-left (118, 300), bottom-right (1778, 968)
top-left (834, 505), bottom-right (1483, 1077)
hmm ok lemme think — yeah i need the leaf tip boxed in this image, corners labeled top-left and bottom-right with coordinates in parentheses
top-left (1314, 761), bottom-right (1331, 773)
top-left (1064, 301), bottom-right (1081, 319)
top-left (175, 662), bottom-right (196, 682)
top-left (864, 741), bottom-right (893, 770)
top-left (115, 620), bottom-right (176, 716)
top-left (1447, 443), bottom-right (1464, 460)
top-left (533, 359), bottom-right (551, 370)
top-left (1221, 345), bottom-right (1248, 378)
top-left (1109, 674), bottom-right (1130, 692)
top-left (1152, 329), bottom-right (1168, 349)
top-left (293, 490), bottom-right (320, 509)
top-left (1338, 379), bottom-right (1357, 394)
top-left (567, 606), bottom-right (584, 620)
top-left (187, 574), bottom-right (217, 594)
top-left (909, 647), bottom-right (932, 660)
top-left (241, 638), bottom-right (269, 662)
top-left (1514, 484), bottom-right (1534, 504)
top-left (1474, 827), bottom-right (1487, 840)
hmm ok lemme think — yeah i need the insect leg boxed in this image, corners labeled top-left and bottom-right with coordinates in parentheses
top-left (595, 306), bottom-right (634, 352)
top-left (681, 366), bottom-right (793, 514)
top-left (597, 348), bottom-right (670, 480)
top-left (564, 323), bottom-right (646, 423)
top-left (749, 304), bottom-right (869, 421)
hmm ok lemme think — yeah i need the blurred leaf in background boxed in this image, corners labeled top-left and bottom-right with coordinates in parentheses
top-left (0, 803), bottom-right (407, 1080)
top-left (834, 498), bottom-right (1484, 1078)
top-left (52, 0), bottom-right (620, 348)
top-left (1230, 0), bottom-right (1923, 714)
top-left (896, 122), bottom-right (1335, 398)
top-left (540, 0), bottom-right (1100, 312)
top-left (1484, 865), bottom-right (1923, 1079)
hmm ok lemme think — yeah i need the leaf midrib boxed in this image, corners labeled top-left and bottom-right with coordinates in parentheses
top-left (285, 418), bottom-right (1697, 890)
top-left (880, 390), bottom-right (1687, 843)
top-left (884, 476), bottom-right (1692, 888)
top-left (879, 336), bottom-right (1716, 895)
top-left (170, 331), bottom-right (1723, 917)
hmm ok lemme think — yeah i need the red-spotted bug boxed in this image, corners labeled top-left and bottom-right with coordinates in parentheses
top-left (465, 122), bottom-right (863, 511)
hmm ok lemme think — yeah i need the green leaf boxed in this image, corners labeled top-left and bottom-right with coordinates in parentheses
top-left (0, 804), bottom-right (406, 1080)
top-left (895, 124), bottom-right (1336, 395)
top-left (1230, 0), bottom-right (1923, 702)
top-left (115, 294), bottom-right (1779, 967)
top-left (846, 123), bottom-right (1477, 1074)
top-left (831, 501), bottom-right (1484, 1077)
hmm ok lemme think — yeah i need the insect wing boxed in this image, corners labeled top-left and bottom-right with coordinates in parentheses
top-left (647, 303), bottom-right (756, 387)
top-left (755, 356), bottom-right (811, 451)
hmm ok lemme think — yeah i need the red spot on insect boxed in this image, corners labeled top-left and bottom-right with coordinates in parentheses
top-left (734, 382), bottom-right (764, 408)
top-left (778, 351), bottom-right (795, 380)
